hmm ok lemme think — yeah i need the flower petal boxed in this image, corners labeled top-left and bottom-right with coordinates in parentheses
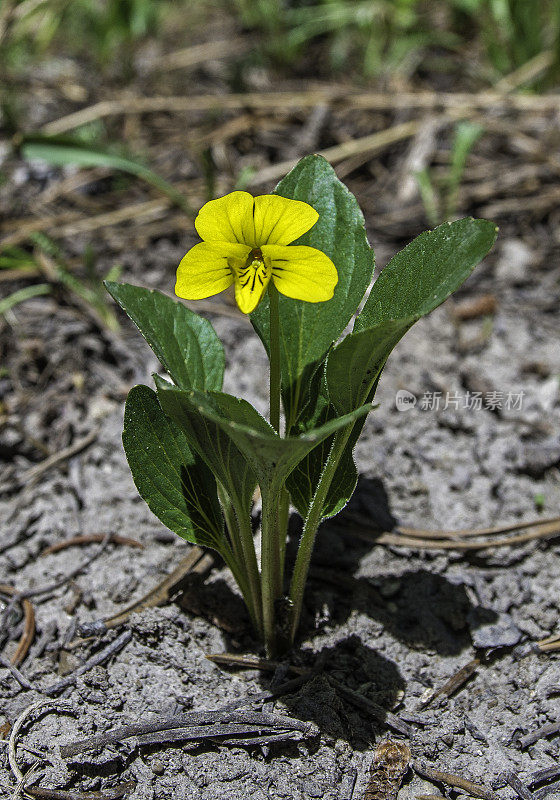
top-left (233, 256), bottom-right (272, 314)
top-left (263, 245), bottom-right (338, 302)
top-left (194, 191), bottom-right (257, 245)
top-left (254, 195), bottom-right (319, 246)
top-left (175, 242), bottom-right (250, 300)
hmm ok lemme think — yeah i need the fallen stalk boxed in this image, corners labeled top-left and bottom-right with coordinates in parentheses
top-left (60, 710), bottom-right (313, 758)
top-left (342, 518), bottom-right (560, 551)
top-left (27, 784), bottom-right (136, 800)
top-left (43, 630), bottom-right (132, 696)
top-left (41, 89), bottom-right (560, 136)
top-left (413, 761), bottom-right (500, 800)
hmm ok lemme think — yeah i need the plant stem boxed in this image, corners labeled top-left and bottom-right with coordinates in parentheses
top-left (288, 426), bottom-right (352, 643)
top-left (217, 482), bottom-right (263, 638)
top-left (268, 282), bottom-right (281, 434)
top-left (237, 511), bottom-right (264, 637)
top-left (260, 485), bottom-right (282, 657)
top-left (277, 487), bottom-right (290, 577)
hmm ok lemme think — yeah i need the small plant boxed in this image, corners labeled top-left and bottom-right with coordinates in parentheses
top-left (415, 120), bottom-right (484, 226)
top-left (107, 154), bottom-right (496, 656)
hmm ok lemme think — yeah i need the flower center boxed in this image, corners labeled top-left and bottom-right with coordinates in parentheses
top-left (236, 247), bottom-right (269, 292)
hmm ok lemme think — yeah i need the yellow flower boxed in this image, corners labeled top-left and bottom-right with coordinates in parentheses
top-left (175, 191), bottom-right (338, 314)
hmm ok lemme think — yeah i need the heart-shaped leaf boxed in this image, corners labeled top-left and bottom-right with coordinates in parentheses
top-left (106, 282), bottom-right (224, 391)
top-left (122, 385), bottom-right (225, 551)
top-left (155, 377), bottom-right (258, 517)
top-left (250, 154), bottom-right (375, 430)
top-left (156, 381), bottom-right (373, 495)
top-left (290, 218), bottom-right (497, 520)
top-left (329, 218), bottom-right (498, 414)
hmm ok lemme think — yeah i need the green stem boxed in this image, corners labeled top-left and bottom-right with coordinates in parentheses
top-left (288, 426), bottom-right (352, 643)
top-left (268, 282), bottom-right (281, 434)
top-left (277, 487), bottom-right (290, 577)
top-left (237, 511), bottom-right (263, 637)
top-left (218, 482), bottom-right (244, 565)
top-left (260, 485), bottom-right (282, 657)
top-left (217, 482), bottom-right (263, 638)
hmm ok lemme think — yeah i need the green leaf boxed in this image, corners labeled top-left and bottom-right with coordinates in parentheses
top-left (330, 218), bottom-right (498, 415)
top-left (286, 400), bottom-right (359, 520)
top-left (106, 282), bottom-right (224, 391)
top-left (291, 217), bottom-right (497, 520)
top-left (156, 380), bottom-right (373, 495)
top-left (122, 385), bottom-right (225, 551)
top-left (250, 154), bottom-right (375, 430)
top-left (357, 217), bottom-right (498, 331)
top-left (19, 135), bottom-right (191, 214)
top-left (156, 379), bottom-right (258, 518)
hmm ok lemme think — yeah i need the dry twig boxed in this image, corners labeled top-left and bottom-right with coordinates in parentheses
top-left (43, 630), bottom-right (132, 696)
top-left (417, 658), bottom-right (480, 709)
top-left (0, 585), bottom-right (36, 666)
top-left (413, 761), bottom-right (499, 800)
top-left (328, 677), bottom-right (412, 738)
top-left (60, 710), bottom-right (313, 758)
top-left (41, 534), bottom-right (143, 557)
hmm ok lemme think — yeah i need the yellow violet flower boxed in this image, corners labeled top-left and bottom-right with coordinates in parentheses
top-left (175, 191), bottom-right (338, 314)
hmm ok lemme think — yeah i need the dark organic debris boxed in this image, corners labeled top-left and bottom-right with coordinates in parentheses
top-left (27, 782), bottom-right (136, 800)
top-left (60, 709), bottom-right (316, 758)
top-left (518, 721), bottom-right (560, 749)
top-left (504, 770), bottom-right (535, 800)
top-left (43, 630), bottom-right (132, 696)
top-left (363, 739), bottom-right (411, 800)
top-left (328, 677), bottom-right (413, 738)
top-left (413, 761), bottom-right (500, 800)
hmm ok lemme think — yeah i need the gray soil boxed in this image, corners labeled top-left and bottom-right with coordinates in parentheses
top-left (1, 199), bottom-right (560, 799)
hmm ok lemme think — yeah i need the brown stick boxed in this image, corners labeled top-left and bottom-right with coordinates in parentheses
top-left (101, 547), bottom-right (212, 630)
top-left (343, 520), bottom-right (560, 551)
top-left (413, 762), bottom-right (499, 800)
top-left (41, 534), bottom-right (143, 556)
top-left (0, 584), bottom-right (35, 666)
top-left (418, 658), bottom-right (480, 708)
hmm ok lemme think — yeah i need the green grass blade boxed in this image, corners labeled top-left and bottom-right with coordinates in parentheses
top-left (19, 135), bottom-right (192, 214)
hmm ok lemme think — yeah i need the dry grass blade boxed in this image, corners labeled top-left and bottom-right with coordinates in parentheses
top-left (343, 516), bottom-right (560, 551)
top-left (41, 89), bottom-right (560, 136)
top-left (348, 512), bottom-right (560, 539)
top-left (8, 699), bottom-right (74, 788)
top-left (535, 632), bottom-right (560, 653)
top-left (40, 534), bottom-right (143, 556)
top-left (206, 653), bottom-right (309, 675)
top-left (157, 38), bottom-right (250, 71)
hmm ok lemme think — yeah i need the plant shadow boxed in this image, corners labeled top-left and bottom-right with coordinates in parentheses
top-left (168, 474), bottom-right (497, 749)
top-left (287, 475), bottom-right (494, 656)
